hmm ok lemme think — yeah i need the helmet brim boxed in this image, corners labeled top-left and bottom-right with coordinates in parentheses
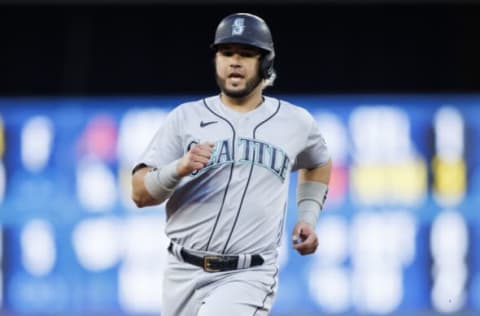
top-left (210, 37), bottom-right (273, 56)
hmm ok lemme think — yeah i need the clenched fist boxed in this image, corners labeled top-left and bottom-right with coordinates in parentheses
top-left (176, 142), bottom-right (214, 177)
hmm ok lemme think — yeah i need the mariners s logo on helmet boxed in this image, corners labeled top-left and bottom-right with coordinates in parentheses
top-left (231, 18), bottom-right (245, 36)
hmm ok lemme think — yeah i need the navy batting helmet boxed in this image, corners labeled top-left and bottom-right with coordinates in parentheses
top-left (211, 13), bottom-right (275, 79)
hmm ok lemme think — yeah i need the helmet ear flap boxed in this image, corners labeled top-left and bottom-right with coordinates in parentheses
top-left (260, 52), bottom-right (275, 79)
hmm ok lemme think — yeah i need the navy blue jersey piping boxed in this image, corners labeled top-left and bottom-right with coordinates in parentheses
top-left (222, 99), bottom-right (282, 254)
top-left (202, 98), bottom-right (236, 251)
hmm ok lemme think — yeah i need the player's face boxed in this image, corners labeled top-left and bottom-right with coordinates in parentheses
top-left (215, 44), bottom-right (263, 99)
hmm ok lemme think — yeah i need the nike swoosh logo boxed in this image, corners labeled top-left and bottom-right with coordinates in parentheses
top-left (200, 120), bottom-right (218, 128)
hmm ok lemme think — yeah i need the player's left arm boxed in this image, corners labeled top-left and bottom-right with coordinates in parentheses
top-left (292, 158), bottom-right (332, 255)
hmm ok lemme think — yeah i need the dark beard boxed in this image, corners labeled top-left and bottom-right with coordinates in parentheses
top-left (216, 74), bottom-right (263, 99)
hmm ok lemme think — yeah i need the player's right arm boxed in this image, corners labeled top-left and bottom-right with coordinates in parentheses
top-left (131, 142), bottom-right (214, 208)
top-left (131, 166), bottom-right (158, 207)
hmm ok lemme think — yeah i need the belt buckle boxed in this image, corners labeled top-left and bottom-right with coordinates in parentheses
top-left (203, 255), bottom-right (222, 272)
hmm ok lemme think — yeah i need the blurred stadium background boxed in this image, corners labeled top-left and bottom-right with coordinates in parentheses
top-left (1, 1), bottom-right (480, 316)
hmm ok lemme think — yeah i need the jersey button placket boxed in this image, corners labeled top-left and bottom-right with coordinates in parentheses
top-left (236, 117), bottom-right (253, 182)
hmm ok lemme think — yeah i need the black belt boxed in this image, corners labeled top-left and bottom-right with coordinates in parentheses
top-left (168, 243), bottom-right (264, 272)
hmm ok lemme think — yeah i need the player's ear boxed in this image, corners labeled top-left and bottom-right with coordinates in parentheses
top-left (212, 54), bottom-right (218, 71)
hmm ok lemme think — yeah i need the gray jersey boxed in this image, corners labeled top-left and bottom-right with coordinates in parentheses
top-left (137, 95), bottom-right (329, 255)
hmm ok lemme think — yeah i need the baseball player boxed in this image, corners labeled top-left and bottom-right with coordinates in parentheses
top-left (131, 13), bottom-right (331, 316)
